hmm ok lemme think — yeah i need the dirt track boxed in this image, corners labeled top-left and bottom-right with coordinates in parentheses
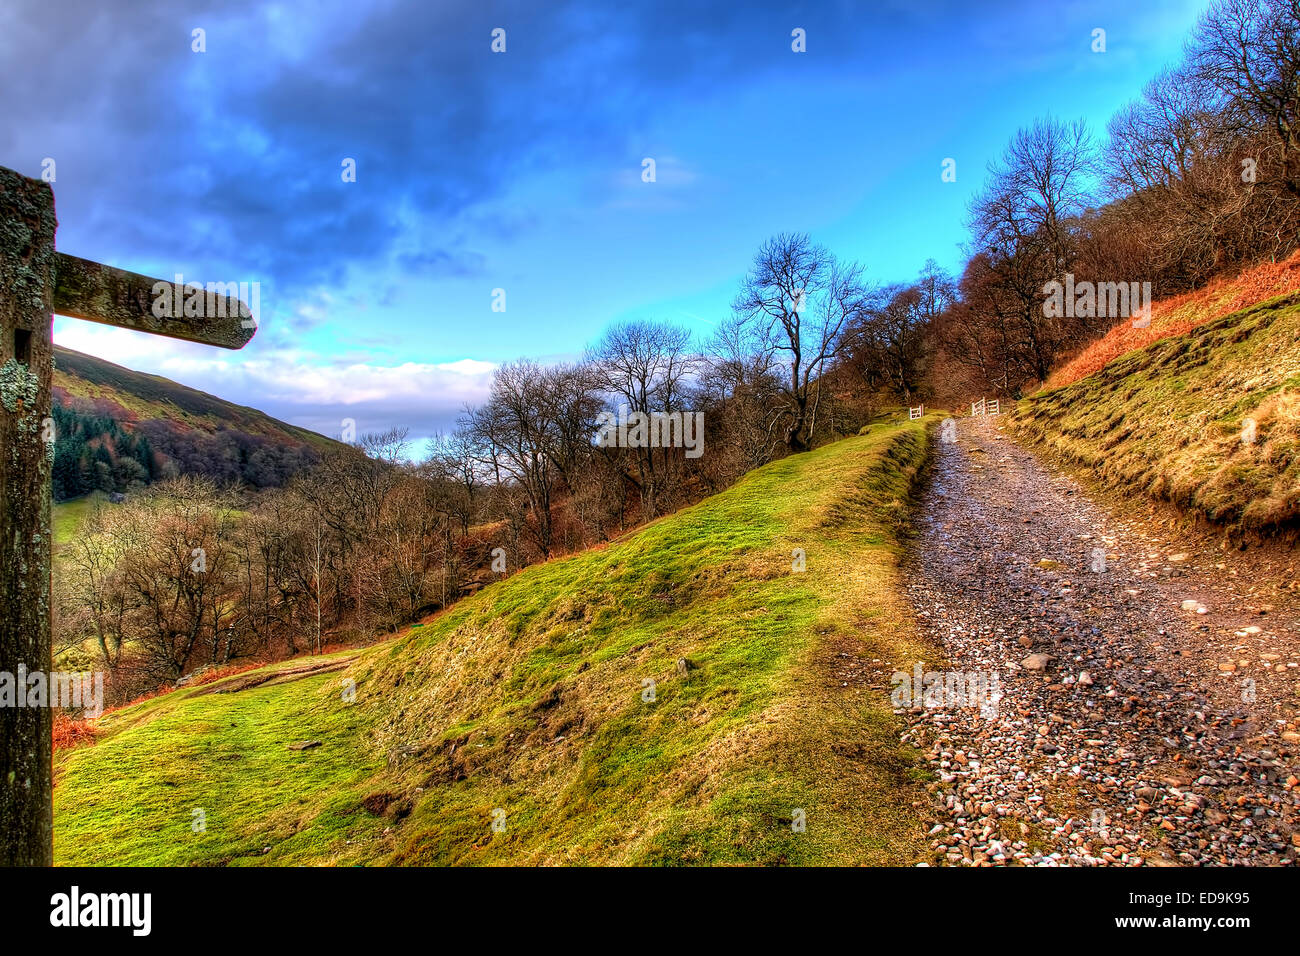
top-left (902, 414), bottom-right (1300, 865)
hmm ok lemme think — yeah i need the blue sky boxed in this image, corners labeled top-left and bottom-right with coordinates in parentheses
top-left (0, 0), bottom-right (1207, 448)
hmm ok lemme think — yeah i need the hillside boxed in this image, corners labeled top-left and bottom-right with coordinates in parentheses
top-left (1049, 252), bottom-right (1300, 389)
top-left (53, 417), bottom-right (940, 866)
top-left (1011, 292), bottom-right (1300, 535)
top-left (51, 346), bottom-right (341, 499)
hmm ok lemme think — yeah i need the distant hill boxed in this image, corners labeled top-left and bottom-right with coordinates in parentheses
top-left (51, 346), bottom-right (342, 500)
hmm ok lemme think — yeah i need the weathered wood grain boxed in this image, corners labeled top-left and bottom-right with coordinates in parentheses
top-left (1, 161), bottom-right (258, 866)
top-left (0, 164), bottom-right (56, 867)
top-left (53, 253), bottom-right (255, 349)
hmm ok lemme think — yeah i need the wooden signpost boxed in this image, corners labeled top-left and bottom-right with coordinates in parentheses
top-left (0, 164), bottom-right (255, 865)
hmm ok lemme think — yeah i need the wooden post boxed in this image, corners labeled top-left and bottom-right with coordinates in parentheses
top-left (0, 162), bottom-right (256, 866)
top-left (0, 166), bottom-right (57, 866)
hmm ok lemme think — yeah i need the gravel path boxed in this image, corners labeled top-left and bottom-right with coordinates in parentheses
top-left (902, 414), bottom-right (1300, 866)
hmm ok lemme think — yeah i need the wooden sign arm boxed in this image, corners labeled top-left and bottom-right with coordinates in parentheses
top-left (52, 253), bottom-right (256, 349)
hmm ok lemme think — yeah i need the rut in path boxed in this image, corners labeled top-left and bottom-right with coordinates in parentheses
top-left (901, 415), bottom-right (1300, 866)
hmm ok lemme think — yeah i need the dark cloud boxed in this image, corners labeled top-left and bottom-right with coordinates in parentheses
top-left (0, 0), bottom-right (979, 299)
top-left (395, 247), bottom-right (487, 278)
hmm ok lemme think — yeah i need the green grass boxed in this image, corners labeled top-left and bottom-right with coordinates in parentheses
top-left (55, 418), bottom-right (940, 866)
top-left (52, 493), bottom-right (103, 550)
top-left (1012, 293), bottom-right (1300, 534)
top-left (55, 654), bottom-right (382, 865)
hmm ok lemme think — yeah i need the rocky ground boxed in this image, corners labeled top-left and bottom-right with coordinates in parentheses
top-left (901, 414), bottom-right (1300, 866)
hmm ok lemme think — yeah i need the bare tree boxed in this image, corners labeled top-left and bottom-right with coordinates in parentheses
top-left (58, 503), bottom-right (130, 688)
top-left (1191, 0), bottom-right (1300, 196)
top-left (732, 233), bottom-right (869, 451)
top-left (589, 320), bottom-right (697, 517)
top-left (965, 118), bottom-right (1099, 382)
top-left (854, 285), bottom-right (928, 402)
top-left (465, 360), bottom-right (598, 557)
top-left (426, 429), bottom-right (481, 536)
top-left (111, 477), bottom-right (240, 680)
top-left (1103, 66), bottom-right (1263, 287)
top-left (695, 313), bottom-right (786, 478)
top-left (972, 117), bottom-right (1097, 273)
top-left (842, 261), bottom-right (954, 403)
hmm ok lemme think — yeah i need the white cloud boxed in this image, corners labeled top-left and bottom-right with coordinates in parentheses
top-left (52, 317), bottom-right (496, 440)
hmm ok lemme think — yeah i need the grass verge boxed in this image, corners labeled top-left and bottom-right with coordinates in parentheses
top-left (55, 418), bottom-right (939, 865)
top-left (1011, 294), bottom-right (1300, 536)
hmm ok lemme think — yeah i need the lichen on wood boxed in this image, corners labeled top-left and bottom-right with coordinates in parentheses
top-left (53, 253), bottom-right (256, 349)
top-left (0, 164), bottom-right (56, 867)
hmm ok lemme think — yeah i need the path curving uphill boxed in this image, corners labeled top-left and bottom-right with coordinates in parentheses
top-left (903, 414), bottom-right (1300, 866)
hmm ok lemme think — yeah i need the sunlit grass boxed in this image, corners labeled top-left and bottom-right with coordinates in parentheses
top-left (55, 419), bottom-right (940, 865)
top-left (1014, 294), bottom-right (1300, 534)
top-left (52, 493), bottom-right (104, 550)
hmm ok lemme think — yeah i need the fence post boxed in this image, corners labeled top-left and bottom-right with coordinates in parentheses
top-left (0, 167), bottom-right (57, 866)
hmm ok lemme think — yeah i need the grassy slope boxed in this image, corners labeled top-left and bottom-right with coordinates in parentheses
top-left (1049, 250), bottom-right (1300, 388)
top-left (1011, 293), bottom-right (1300, 533)
top-left (53, 345), bottom-right (339, 452)
top-left (54, 418), bottom-right (940, 866)
top-left (52, 493), bottom-right (103, 550)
